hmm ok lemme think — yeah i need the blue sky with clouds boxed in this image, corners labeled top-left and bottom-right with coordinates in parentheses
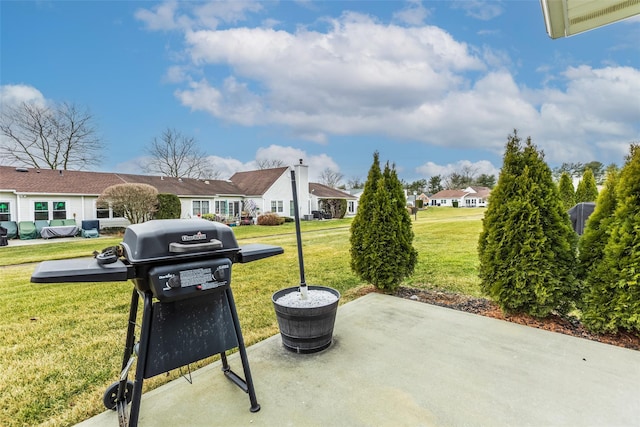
top-left (2, 1), bottom-right (639, 184)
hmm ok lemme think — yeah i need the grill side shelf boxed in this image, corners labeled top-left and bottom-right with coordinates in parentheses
top-left (236, 244), bottom-right (284, 263)
top-left (30, 258), bottom-right (131, 283)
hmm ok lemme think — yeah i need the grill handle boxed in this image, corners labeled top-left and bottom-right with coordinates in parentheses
top-left (169, 239), bottom-right (223, 253)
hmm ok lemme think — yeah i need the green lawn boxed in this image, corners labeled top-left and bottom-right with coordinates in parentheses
top-left (0, 208), bottom-right (485, 427)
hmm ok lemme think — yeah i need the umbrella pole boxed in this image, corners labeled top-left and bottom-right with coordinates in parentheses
top-left (290, 169), bottom-right (308, 299)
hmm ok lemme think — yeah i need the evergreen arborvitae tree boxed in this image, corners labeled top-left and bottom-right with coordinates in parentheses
top-left (478, 131), bottom-right (578, 317)
top-left (350, 155), bottom-right (417, 292)
top-left (581, 144), bottom-right (640, 333)
top-left (350, 152), bottom-right (382, 278)
top-left (576, 169), bottom-right (619, 281)
top-left (575, 168), bottom-right (598, 203)
top-left (155, 193), bottom-right (182, 219)
top-left (558, 172), bottom-right (576, 210)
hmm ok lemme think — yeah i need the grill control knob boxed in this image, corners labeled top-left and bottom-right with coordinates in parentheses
top-left (168, 276), bottom-right (181, 288)
top-left (213, 269), bottom-right (225, 281)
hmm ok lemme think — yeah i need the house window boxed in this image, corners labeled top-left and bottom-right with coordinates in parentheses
top-left (34, 202), bottom-right (49, 220)
top-left (290, 201), bottom-right (295, 216)
top-left (215, 200), bottom-right (227, 215)
top-left (348, 201), bottom-right (355, 214)
top-left (52, 202), bottom-right (67, 219)
top-left (192, 200), bottom-right (210, 216)
top-left (96, 202), bottom-right (124, 219)
top-left (270, 200), bottom-right (284, 213)
top-left (229, 201), bottom-right (240, 217)
top-left (96, 201), bottom-right (110, 219)
top-left (0, 202), bottom-right (10, 221)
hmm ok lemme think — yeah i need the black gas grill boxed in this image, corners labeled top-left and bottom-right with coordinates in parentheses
top-left (31, 219), bottom-right (283, 427)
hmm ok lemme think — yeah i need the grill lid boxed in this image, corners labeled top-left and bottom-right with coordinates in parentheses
top-left (121, 219), bottom-right (240, 264)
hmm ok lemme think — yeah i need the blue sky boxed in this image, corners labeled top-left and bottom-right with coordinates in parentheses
top-left (2, 1), bottom-right (639, 184)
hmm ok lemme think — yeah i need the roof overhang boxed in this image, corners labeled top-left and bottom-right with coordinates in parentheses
top-left (540, 0), bottom-right (640, 38)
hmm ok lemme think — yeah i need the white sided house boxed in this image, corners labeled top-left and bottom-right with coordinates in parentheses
top-left (0, 162), bottom-right (356, 228)
top-left (429, 186), bottom-right (491, 207)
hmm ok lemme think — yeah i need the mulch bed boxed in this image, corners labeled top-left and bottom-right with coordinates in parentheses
top-left (393, 287), bottom-right (640, 351)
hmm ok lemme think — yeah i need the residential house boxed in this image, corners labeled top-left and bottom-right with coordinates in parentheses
top-left (309, 183), bottom-right (357, 217)
top-left (405, 191), bottom-right (430, 207)
top-left (461, 186), bottom-right (491, 207)
top-left (346, 188), bottom-right (363, 216)
top-left (0, 162), bottom-right (356, 228)
top-left (429, 186), bottom-right (491, 207)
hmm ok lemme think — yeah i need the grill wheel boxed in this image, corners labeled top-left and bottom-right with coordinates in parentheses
top-left (103, 380), bottom-right (134, 410)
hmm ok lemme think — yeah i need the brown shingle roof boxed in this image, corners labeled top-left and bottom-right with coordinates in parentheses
top-left (430, 189), bottom-right (468, 199)
top-left (229, 167), bottom-right (289, 196)
top-left (309, 183), bottom-right (356, 199)
top-left (0, 165), bottom-right (243, 196)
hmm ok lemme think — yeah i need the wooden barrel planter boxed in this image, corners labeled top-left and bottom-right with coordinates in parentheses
top-left (272, 285), bottom-right (340, 354)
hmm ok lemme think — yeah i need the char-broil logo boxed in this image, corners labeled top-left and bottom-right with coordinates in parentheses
top-left (181, 231), bottom-right (207, 242)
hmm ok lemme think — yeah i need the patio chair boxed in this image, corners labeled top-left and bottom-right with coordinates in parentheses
top-left (49, 219), bottom-right (65, 227)
top-left (80, 220), bottom-right (100, 238)
top-left (62, 219), bottom-right (77, 227)
top-left (18, 221), bottom-right (38, 240)
top-left (35, 220), bottom-right (49, 237)
top-left (0, 226), bottom-right (7, 246)
top-left (0, 221), bottom-right (18, 239)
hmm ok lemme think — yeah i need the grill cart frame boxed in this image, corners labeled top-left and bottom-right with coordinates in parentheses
top-left (32, 219), bottom-right (283, 427)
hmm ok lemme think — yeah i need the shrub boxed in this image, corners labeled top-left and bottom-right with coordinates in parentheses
top-left (257, 213), bottom-right (285, 226)
top-left (155, 193), bottom-right (182, 219)
top-left (283, 216), bottom-right (294, 223)
top-left (577, 168), bottom-right (619, 282)
top-left (350, 151), bottom-right (382, 279)
top-left (581, 144), bottom-right (640, 333)
top-left (575, 168), bottom-right (599, 203)
top-left (558, 172), bottom-right (576, 211)
top-left (320, 199), bottom-right (347, 219)
top-left (97, 183), bottom-right (158, 224)
top-left (478, 131), bottom-right (578, 317)
top-left (201, 213), bottom-right (224, 222)
top-left (350, 152), bottom-right (417, 292)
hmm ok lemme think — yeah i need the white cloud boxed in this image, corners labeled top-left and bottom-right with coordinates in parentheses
top-left (135, 0), bottom-right (263, 31)
top-left (530, 65), bottom-right (640, 164)
top-left (205, 155), bottom-right (252, 179)
top-left (175, 12), bottom-right (485, 141)
top-left (140, 2), bottom-right (639, 168)
top-left (255, 145), bottom-right (340, 181)
top-left (416, 159), bottom-right (500, 179)
top-left (0, 84), bottom-right (46, 108)
top-left (392, 0), bottom-right (430, 26)
top-left (450, 1), bottom-right (504, 21)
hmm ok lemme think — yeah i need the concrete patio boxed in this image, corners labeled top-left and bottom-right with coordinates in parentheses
top-left (77, 293), bottom-right (640, 427)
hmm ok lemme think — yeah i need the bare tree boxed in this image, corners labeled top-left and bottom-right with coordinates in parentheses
top-left (97, 183), bottom-right (158, 224)
top-left (347, 176), bottom-right (364, 189)
top-left (143, 128), bottom-right (218, 179)
top-left (319, 168), bottom-right (344, 188)
top-left (444, 165), bottom-right (479, 189)
top-left (256, 159), bottom-right (285, 169)
top-left (0, 101), bottom-right (103, 170)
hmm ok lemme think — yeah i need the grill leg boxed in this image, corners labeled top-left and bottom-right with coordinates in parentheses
top-left (121, 290), bottom-right (139, 373)
top-left (224, 288), bottom-right (261, 413)
top-left (126, 291), bottom-right (153, 427)
top-left (112, 289), bottom-right (140, 426)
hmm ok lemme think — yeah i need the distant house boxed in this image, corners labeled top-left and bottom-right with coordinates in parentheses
top-left (405, 191), bottom-right (430, 207)
top-left (346, 188), bottom-right (363, 215)
top-left (429, 186), bottom-right (491, 207)
top-left (0, 162), bottom-right (356, 227)
top-left (309, 182), bottom-right (357, 216)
